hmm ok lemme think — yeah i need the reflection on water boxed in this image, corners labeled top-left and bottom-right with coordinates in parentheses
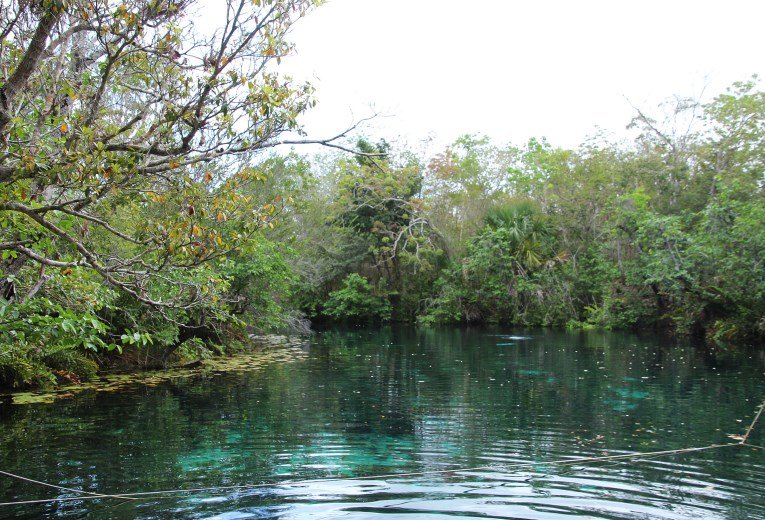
top-left (0, 327), bottom-right (764, 518)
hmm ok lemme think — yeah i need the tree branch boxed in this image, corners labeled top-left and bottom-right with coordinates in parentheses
top-left (0, 6), bottom-right (63, 135)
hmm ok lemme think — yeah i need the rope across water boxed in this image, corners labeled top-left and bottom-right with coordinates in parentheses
top-left (0, 442), bottom-right (747, 507)
top-left (1, 397), bottom-right (763, 508)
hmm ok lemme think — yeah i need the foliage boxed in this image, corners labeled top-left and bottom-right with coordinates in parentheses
top-left (421, 199), bottom-right (566, 325)
top-left (420, 79), bottom-right (765, 348)
top-left (323, 273), bottom-right (391, 323)
top-left (0, 0), bottom-right (332, 386)
top-left (0, 0), bottom-right (322, 309)
top-left (288, 138), bottom-right (443, 322)
top-left (2, 9), bottom-right (764, 391)
top-left (425, 135), bottom-right (517, 256)
top-left (221, 237), bottom-right (296, 330)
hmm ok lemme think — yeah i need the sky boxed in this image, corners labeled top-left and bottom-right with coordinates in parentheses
top-left (279, 0), bottom-right (765, 152)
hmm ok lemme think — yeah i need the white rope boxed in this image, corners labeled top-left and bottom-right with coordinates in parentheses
top-left (2, 395), bottom-right (763, 508)
top-left (0, 442), bottom-right (740, 507)
top-left (740, 398), bottom-right (765, 445)
top-left (0, 469), bottom-right (135, 502)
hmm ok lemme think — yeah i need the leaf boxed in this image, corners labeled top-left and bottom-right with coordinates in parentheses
top-left (61, 319), bottom-right (75, 333)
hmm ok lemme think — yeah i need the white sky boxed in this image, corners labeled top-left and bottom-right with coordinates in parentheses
top-left (280, 0), bottom-right (765, 151)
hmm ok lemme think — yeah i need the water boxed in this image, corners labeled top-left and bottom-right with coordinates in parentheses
top-left (1, 327), bottom-right (764, 519)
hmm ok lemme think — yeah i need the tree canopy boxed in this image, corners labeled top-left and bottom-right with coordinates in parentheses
top-left (0, 0), bottom-right (326, 309)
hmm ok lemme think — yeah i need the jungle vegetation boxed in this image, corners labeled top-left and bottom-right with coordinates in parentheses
top-left (1, 0), bottom-right (763, 388)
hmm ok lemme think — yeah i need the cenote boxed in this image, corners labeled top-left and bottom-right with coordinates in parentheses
top-left (1, 327), bottom-right (764, 519)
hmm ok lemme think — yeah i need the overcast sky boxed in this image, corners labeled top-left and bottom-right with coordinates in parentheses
top-left (280, 0), bottom-right (765, 152)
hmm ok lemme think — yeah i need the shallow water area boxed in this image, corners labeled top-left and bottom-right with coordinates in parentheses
top-left (3, 339), bottom-right (309, 406)
top-left (0, 327), bottom-right (764, 519)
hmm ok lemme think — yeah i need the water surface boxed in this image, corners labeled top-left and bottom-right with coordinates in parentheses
top-left (1, 327), bottom-right (764, 518)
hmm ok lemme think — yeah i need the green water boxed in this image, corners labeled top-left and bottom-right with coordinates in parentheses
top-left (1, 327), bottom-right (764, 519)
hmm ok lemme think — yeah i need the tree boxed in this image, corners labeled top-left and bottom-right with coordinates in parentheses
top-left (331, 139), bottom-right (443, 319)
top-left (700, 77), bottom-right (765, 198)
top-left (0, 0), bottom-right (396, 384)
top-left (0, 0), bottom-right (351, 311)
top-left (422, 198), bottom-right (569, 325)
top-left (323, 273), bottom-right (391, 323)
top-left (425, 135), bottom-right (515, 255)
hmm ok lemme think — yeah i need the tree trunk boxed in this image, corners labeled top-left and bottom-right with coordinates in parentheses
top-left (0, 8), bottom-right (63, 136)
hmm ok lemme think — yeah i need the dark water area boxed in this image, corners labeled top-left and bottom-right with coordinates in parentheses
top-left (1, 327), bottom-right (764, 519)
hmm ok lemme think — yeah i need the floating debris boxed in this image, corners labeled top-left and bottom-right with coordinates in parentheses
top-left (249, 334), bottom-right (311, 349)
top-left (10, 393), bottom-right (58, 405)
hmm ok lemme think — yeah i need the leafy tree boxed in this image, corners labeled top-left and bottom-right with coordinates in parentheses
top-left (422, 199), bottom-right (565, 324)
top-left (323, 273), bottom-right (391, 323)
top-left (0, 0), bottom-right (328, 308)
top-left (0, 0), bottom-right (364, 384)
top-left (330, 139), bottom-right (442, 319)
top-left (700, 77), bottom-right (765, 198)
top-left (425, 135), bottom-right (515, 255)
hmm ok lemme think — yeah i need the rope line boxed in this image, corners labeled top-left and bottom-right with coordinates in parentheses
top-left (740, 398), bottom-right (765, 445)
top-left (1, 395), bottom-right (763, 508)
top-left (0, 469), bottom-right (135, 502)
top-left (0, 442), bottom-right (741, 507)
top-left (110, 442), bottom-right (740, 499)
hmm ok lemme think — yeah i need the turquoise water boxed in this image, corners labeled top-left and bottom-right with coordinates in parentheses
top-left (1, 327), bottom-right (764, 518)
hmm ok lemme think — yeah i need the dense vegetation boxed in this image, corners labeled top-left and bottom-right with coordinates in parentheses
top-left (281, 86), bottom-right (764, 348)
top-left (1, 1), bottom-right (763, 388)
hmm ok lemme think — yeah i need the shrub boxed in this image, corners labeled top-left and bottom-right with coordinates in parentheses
top-left (324, 274), bottom-right (392, 323)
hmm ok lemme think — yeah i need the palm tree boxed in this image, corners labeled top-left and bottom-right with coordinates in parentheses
top-left (483, 199), bottom-right (551, 270)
